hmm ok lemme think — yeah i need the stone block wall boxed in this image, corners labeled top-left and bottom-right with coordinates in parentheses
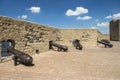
top-left (0, 16), bottom-right (59, 55)
top-left (110, 20), bottom-right (120, 41)
top-left (98, 34), bottom-right (110, 40)
top-left (56, 29), bottom-right (100, 47)
top-left (0, 16), bottom-right (106, 57)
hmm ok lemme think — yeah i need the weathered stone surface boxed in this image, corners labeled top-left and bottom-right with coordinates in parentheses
top-left (57, 29), bottom-right (99, 47)
top-left (0, 16), bottom-right (59, 55)
top-left (110, 20), bottom-right (120, 41)
top-left (0, 16), bottom-right (109, 55)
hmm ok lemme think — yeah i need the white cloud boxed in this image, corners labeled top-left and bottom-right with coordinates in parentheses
top-left (17, 15), bottom-right (27, 19)
top-left (77, 16), bottom-right (92, 20)
top-left (66, 7), bottom-right (88, 16)
top-left (66, 9), bottom-right (74, 16)
top-left (28, 6), bottom-right (40, 13)
top-left (113, 13), bottom-right (120, 19)
top-left (90, 26), bottom-right (97, 29)
top-left (105, 15), bottom-right (112, 19)
top-left (21, 15), bottom-right (27, 19)
top-left (97, 22), bottom-right (109, 27)
top-left (105, 13), bottom-right (120, 19)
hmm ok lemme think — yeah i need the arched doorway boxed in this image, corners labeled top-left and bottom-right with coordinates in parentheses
top-left (1, 40), bottom-right (15, 57)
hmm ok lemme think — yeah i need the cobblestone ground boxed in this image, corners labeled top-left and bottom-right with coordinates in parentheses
top-left (0, 41), bottom-right (120, 80)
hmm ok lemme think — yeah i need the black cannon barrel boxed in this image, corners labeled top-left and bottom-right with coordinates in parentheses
top-left (49, 41), bottom-right (68, 52)
top-left (57, 44), bottom-right (68, 51)
top-left (7, 47), bottom-right (33, 65)
top-left (97, 40), bottom-right (113, 48)
top-left (72, 39), bottom-right (83, 50)
top-left (101, 39), bottom-right (110, 43)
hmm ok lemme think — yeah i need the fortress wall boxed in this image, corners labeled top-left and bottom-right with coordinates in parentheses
top-left (56, 29), bottom-right (99, 47)
top-left (0, 16), bottom-right (59, 55)
top-left (0, 16), bottom-right (105, 56)
top-left (98, 34), bottom-right (110, 40)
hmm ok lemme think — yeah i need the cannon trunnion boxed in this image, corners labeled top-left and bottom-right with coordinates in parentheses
top-left (7, 47), bottom-right (33, 66)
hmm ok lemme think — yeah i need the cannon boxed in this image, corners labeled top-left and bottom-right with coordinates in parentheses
top-left (72, 39), bottom-right (83, 50)
top-left (101, 39), bottom-right (110, 43)
top-left (97, 39), bottom-right (113, 48)
top-left (49, 41), bottom-right (68, 52)
top-left (7, 47), bottom-right (33, 66)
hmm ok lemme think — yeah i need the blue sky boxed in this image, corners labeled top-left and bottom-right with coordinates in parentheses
top-left (0, 0), bottom-right (120, 34)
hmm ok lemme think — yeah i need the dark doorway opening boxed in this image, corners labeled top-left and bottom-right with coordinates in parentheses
top-left (1, 40), bottom-right (15, 57)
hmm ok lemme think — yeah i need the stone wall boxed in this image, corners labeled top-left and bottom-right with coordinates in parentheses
top-left (0, 16), bottom-right (107, 57)
top-left (110, 20), bottom-right (120, 41)
top-left (56, 29), bottom-right (100, 47)
top-left (0, 16), bottom-right (59, 55)
top-left (98, 34), bottom-right (110, 40)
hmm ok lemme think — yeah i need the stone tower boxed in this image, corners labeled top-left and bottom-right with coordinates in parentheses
top-left (110, 19), bottom-right (120, 41)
